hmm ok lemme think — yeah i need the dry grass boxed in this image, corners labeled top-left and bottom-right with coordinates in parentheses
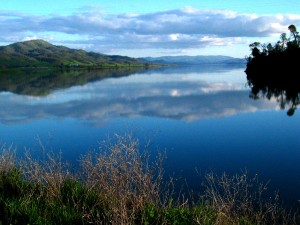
top-left (0, 134), bottom-right (165, 224)
top-left (0, 134), bottom-right (299, 225)
top-left (21, 150), bottom-right (72, 199)
top-left (79, 133), bottom-right (164, 224)
top-left (0, 144), bottom-right (18, 174)
top-left (203, 171), bottom-right (299, 225)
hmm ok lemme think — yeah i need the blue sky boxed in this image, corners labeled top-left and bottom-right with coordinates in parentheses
top-left (1, 0), bottom-right (300, 57)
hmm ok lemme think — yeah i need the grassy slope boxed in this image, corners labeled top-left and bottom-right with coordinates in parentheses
top-left (0, 40), bottom-right (144, 68)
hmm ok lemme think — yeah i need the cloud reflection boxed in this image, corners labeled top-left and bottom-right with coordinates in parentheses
top-left (0, 68), bottom-right (277, 126)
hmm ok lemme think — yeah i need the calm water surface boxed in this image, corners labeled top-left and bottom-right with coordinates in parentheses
top-left (1, 65), bottom-right (300, 206)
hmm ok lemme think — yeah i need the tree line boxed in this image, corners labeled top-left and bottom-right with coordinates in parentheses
top-left (248, 24), bottom-right (299, 60)
top-left (245, 24), bottom-right (300, 116)
top-left (245, 24), bottom-right (300, 83)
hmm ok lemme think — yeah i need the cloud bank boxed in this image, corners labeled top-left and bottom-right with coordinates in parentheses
top-left (0, 7), bottom-right (299, 55)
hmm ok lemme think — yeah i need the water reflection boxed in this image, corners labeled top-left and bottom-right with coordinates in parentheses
top-left (0, 67), bottom-right (277, 125)
top-left (247, 74), bottom-right (300, 116)
top-left (0, 68), bottom-right (145, 96)
top-left (2, 66), bottom-right (300, 207)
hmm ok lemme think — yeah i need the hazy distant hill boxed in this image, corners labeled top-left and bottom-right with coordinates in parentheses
top-left (139, 55), bottom-right (245, 65)
top-left (0, 40), bottom-right (144, 68)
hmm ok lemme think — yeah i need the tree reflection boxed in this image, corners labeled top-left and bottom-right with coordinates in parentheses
top-left (247, 79), bottom-right (300, 116)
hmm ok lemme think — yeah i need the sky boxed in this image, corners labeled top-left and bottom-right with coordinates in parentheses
top-left (1, 0), bottom-right (300, 58)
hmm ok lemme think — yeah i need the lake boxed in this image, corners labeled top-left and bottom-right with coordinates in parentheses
top-left (1, 65), bottom-right (300, 207)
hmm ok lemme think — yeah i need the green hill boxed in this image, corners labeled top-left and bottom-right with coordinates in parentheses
top-left (0, 39), bottom-right (145, 68)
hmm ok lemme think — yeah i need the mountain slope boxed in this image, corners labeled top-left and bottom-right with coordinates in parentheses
top-left (139, 55), bottom-right (246, 65)
top-left (0, 40), bottom-right (143, 68)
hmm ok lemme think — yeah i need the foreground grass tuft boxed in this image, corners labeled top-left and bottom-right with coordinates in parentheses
top-left (0, 136), bottom-right (299, 225)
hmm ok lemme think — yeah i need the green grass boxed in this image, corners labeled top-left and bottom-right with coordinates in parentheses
top-left (0, 173), bottom-right (219, 225)
top-left (0, 173), bottom-right (107, 225)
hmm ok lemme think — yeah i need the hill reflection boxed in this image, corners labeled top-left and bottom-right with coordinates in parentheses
top-left (0, 68), bottom-right (146, 96)
top-left (0, 67), bottom-right (278, 125)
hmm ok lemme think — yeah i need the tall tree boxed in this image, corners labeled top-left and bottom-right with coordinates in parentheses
top-left (288, 24), bottom-right (299, 46)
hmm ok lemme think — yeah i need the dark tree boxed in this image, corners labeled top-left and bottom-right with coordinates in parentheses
top-left (245, 25), bottom-right (300, 116)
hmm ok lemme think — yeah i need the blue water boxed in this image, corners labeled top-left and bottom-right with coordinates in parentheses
top-left (1, 65), bottom-right (300, 206)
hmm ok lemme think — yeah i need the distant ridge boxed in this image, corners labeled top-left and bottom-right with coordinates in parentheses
top-left (0, 39), bottom-right (145, 68)
top-left (139, 55), bottom-right (246, 65)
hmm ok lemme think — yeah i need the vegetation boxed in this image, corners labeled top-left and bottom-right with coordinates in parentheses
top-left (0, 134), bottom-right (299, 225)
top-left (245, 25), bottom-right (300, 116)
top-left (0, 40), bottom-right (150, 69)
top-left (246, 24), bottom-right (300, 82)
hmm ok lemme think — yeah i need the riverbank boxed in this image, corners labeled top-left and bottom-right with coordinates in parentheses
top-left (0, 134), bottom-right (299, 225)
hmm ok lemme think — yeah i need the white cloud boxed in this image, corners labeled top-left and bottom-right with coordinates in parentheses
top-left (169, 33), bottom-right (180, 41)
top-left (0, 8), bottom-right (299, 55)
